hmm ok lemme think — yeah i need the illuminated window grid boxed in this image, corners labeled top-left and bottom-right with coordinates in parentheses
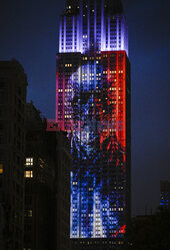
top-left (25, 157), bottom-right (33, 166)
top-left (56, 54), bottom-right (128, 237)
top-left (101, 51), bottom-right (126, 148)
top-left (25, 170), bottom-right (33, 178)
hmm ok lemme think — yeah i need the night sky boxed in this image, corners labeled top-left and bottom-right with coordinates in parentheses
top-left (0, 0), bottom-right (169, 216)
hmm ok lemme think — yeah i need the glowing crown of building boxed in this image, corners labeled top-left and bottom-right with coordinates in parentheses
top-left (59, 0), bottom-right (128, 55)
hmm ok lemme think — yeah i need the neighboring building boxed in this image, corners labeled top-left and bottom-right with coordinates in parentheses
top-left (24, 102), bottom-right (71, 250)
top-left (0, 60), bottom-right (28, 249)
top-left (24, 102), bottom-right (55, 250)
top-left (54, 132), bottom-right (72, 250)
top-left (128, 211), bottom-right (170, 249)
top-left (160, 180), bottom-right (170, 209)
top-left (56, 0), bottom-right (131, 249)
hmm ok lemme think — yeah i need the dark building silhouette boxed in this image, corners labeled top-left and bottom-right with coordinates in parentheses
top-left (160, 180), bottom-right (170, 209)
top-left (0, 60), bottom-right (28, 250)
top-left (24, 102), bottom-right (71, 250)
top-left (54, 132), bottom-right (72, 250)
top-left (127, 210), bottom-right (170, 249)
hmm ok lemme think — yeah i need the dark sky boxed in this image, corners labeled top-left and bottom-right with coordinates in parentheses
top-left (0, 0), bottom-right (169, 216)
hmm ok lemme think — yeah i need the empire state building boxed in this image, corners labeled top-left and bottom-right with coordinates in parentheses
top-left (56, 0), bottom-right (131, 248)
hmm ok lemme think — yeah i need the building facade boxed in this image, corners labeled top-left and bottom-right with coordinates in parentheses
top-left (0, 60), bottom-right (28, 249)
top-left (24, 102), bottom-right (71, 250)
top-left (54, 131), bottom-right (72, 250)
top-left (56, 0), bottom-right (131, 248)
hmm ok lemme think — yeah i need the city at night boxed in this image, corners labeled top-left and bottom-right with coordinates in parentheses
top-left (0, 0), bottom-right (169, 249)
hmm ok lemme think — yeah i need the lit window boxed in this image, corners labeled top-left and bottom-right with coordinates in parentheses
top-left (0, 164), bottom-right (3, 174)
top-left (24, 210), bottom-right (33, 217)
top-left (26, 158), bottom-right (33, 166)
top-left (28, 210), bottom-right (32, 217)
top-left (25, 170), bottom-right (33, 178)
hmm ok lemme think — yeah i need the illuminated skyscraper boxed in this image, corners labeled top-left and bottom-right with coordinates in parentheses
top-left (56, 0), bottom-right (130, 248)
top-left (160, 181), bottom-right (170, 209)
